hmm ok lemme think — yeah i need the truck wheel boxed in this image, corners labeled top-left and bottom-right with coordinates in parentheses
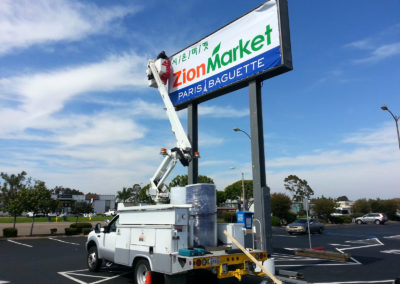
top-left (87, 246), bottom-right (102, 272)
top-left (134, 259), bottom-right (151, 284)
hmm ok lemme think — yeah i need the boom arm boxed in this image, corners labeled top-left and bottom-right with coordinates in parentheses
top-left (146, 54), bottom-right (196, 202)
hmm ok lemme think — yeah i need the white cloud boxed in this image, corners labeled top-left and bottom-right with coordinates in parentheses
top-left (212, 124), bottom-right (400, 199)
top-left (199, 105), bottom-right (248, 118)
top-left (0, 52), bottom-right (147, 135)
top-left (199, 133), bottom-right (224, 147)
top-left (342, 124), bottom-right (397, 146)
top-left (353, 42), bottom-right (400, 64)
top-left (56, 115), bottom-right (146, 147)
top-left (0, 0), bottom-right (140, 55)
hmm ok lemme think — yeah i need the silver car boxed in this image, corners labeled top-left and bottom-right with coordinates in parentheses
top-left (286, 218), bottom-right (324, 234)
top-left (355, 213), bottom-right (388, 225)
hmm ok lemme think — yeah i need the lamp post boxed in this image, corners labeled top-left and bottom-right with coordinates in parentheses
top-left (233, 128), bottom-right (251, 211)
top-left (230, 167), bottom-right (246, 211)
top-left (381, 105), bottom-right (400, 151)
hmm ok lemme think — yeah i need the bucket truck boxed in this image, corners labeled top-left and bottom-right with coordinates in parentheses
top-left (85, 52), bottom-right (272, 284)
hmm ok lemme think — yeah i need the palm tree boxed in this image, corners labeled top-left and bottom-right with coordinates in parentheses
top-left (116, 187), bottom-right (133, 203)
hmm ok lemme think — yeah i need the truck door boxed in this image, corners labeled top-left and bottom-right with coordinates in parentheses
top-left (102, 216), bottom-right (119, 261)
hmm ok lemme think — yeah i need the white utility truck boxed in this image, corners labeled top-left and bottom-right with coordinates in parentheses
top-left (85, 53), bottom-right (268, 284)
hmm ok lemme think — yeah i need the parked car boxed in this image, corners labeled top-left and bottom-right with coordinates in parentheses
top-left (83, 213), bottom-right (97, 218)
top-left (355, 213), bottom-right (387, 225)
top-left (286, 218), bottom-right (325, 234)
top-left (25, 212), bottom-right (46, 217)
top-left (104, 210), bottom-right (116, 217)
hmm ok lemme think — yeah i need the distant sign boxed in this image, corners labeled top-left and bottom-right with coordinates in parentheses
top-left (168, 0), bottom-right (292, 110)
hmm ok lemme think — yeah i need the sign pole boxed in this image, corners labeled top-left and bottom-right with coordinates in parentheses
top-left (249, 80), bottom-right (272, 254)
top-left (188, 103), bottom-right (198, 185)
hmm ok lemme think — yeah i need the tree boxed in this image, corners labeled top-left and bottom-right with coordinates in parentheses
top-left (0, 171), bottom-right (28, 228)
top-left (216, 191), bottom-right (227, 206)
top-left (116, 187), bottom-right (133, 203)
top-left (168, 175), bottom-right (214, 187)
top-left (284, 175), bottom-right (314, 202)
top-left (71, 201), bottom-right (93, 223)
top-left (336, 196), bottom-right (349, 201)
top-left (312, 197), bottom-right (336, 221)
top-left (352, 199), bottom-right (370, 215)
top-left (224, 180), bottom-right (253, 200)
top-left (369, 199), bottom-right (398, 220)
top-left (270, 193), bottom-right (292, 221)
top-left (19, 180), bottom-right (55, 235)
top-left (139, 184), bottom-right (155, 205)
top-left (51, 186), bottom-right (83, 195)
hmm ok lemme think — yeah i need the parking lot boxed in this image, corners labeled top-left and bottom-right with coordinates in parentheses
top-left (0, 222), bottom-right (399, 284)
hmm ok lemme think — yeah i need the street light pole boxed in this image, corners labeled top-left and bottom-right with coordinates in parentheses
top-left (381, 105), bottom-right (400, 151)
top-left (241, 172), bottom-right (246, 211)
top-left (230, 167), bottom-right (246, 211)
top-left (233, 128), bottom-right (251, 211)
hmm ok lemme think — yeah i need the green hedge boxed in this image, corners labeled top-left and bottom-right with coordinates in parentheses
top-left (285, 212), bottom-right (297, 224)
top-left (222, 212), bottom-right (237, 223)
top-left (70, 222), bottom-right (92, 229)
top-left (70, 222), bottom-right (92, 233)
top-left (271, 216), bottom-right (280, 226)
top-left (82, 228), bottom-right (91, 235)
top-left (329, 215), bottom-right (352, 224)
top-left (65, 228), bottom-right (80, 235)
top-left (3, 227), bottom-right (18, 238)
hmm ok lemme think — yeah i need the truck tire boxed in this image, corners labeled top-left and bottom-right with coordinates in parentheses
top-left (87, 246), bottom-right (102, 272)
top-left (134, 259), bottom-right (151, 284)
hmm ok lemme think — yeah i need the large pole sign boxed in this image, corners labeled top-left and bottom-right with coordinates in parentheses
top-left (169, 0), bottom-right (292, 110)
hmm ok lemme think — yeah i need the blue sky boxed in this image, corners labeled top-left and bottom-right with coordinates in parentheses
top-left (0, 0), bottom-right (399, 200)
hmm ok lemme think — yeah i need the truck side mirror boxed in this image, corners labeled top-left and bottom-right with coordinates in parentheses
top-left (94, 223), bottom-right (101, 233)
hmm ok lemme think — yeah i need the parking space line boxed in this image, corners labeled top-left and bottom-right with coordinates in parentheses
top-left (58, 269), bottom-right (130, 284)
top-left (383, 234), bottom-right (400, 239)
top-left (7, 240), bottom-right (33, 248)
top-left (336, 238), bottom-right (384, 252)
top-left (313, 280), bottom-right (394, 284)
top-left (49, 238), bottom-right (80, 246)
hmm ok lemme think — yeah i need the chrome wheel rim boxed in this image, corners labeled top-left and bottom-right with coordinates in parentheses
top-left (136, 264), bottom-right (148, 284)
top-left (88, 252), bottom-right (96, 268)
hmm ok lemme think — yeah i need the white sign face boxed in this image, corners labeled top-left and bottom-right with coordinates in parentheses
top-left (168, 0), bottom-right (286, 108)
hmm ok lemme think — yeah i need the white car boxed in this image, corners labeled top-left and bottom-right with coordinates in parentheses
top-left (25, 212), bottom-right (46, 217)
top-left (104, 210), bottom-right (116, 216)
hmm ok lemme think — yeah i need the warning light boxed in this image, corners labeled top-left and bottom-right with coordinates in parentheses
top-left (160, 148), bottom-right (167, 155)
top-left (194, 152), bottom-right (200, 158)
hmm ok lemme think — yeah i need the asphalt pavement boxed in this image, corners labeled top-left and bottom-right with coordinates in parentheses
top-left (1, 222), bottom-right (399, 284)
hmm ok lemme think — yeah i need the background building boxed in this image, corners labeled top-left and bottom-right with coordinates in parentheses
top-left (52, 194), bottom-right (116, 214)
